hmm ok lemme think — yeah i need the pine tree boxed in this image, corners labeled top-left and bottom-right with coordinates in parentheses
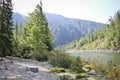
top-left (25, 1), bottom-right (53, 51)
top-left (0, 0), bottom-right (13, 57)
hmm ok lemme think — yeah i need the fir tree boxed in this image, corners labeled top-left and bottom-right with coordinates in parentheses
top-left (0, 0), bottom-right (13, 57)
top-left (25, 1), bottom-right (53, 51)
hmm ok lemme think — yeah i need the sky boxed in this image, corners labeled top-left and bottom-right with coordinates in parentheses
top-left (13, 0), bottom-right (120, 23)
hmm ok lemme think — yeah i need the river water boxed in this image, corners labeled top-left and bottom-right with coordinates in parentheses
top-left (67, 50), bottom-right (120, 64)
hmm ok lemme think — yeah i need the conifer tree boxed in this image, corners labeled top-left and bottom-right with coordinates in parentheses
top-left (0, 0), bottom-right (13, 57)
top-left (25, 1), bottom-right (53, 51)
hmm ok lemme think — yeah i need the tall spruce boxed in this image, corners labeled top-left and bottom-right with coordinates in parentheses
top-left (0, 0), bottom-right (13, 57)
top-left (25, 1), bottom-right (53, 51)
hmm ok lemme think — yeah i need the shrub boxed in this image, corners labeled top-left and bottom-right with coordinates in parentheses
top-left (30, 50), bottom-right (48, 61)
top-left (48, 50), bottom-right (73, 68)
top-left (83, 64), bottom-right (93, 70)
top-left (51, 67), bottom-right (65, 73)
top-left (90, 59), bottom-right (106, 74)
top-left (90, 59), bottom-right (120, 80)
top-left (12, 44), bottom-right (32, 58)
top-left (105, 64), bottom-right (120, 80)
top-left (76, 72), bottom-right (89, 79)
top-left (70, 56), bottom-right (84, 73)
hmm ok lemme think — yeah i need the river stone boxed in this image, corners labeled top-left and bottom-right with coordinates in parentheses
top-left (87, 70), bottom-right (96, 75)
top-left (30, 67), bottom-right (39, 73)
top-left (97, 74), bottom-right (104, 77)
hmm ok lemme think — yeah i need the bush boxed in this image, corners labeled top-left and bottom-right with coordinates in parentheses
top-left (12, 45), bottom-right (31, 58)
top-left (51, 67), bottom-right (65, 73)
top-left (48, 50), bottom-right (73, 68)
top-left (30, 50), bottom-right (48, 61)
top-left (83, 64), bottom-right (93, 70)
top-left (70, 57), bottom-right (84, 73)
top-left (90, 59), bottom-right (106, 75)
top-left (90, 59), bottom-right (120, 79)
top-left (105, 64), bottom-right (120, 80)
top-left (76, 72), bottom-right (89, 79)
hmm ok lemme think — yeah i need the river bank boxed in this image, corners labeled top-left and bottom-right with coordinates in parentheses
top-left (67, 49), bottom-right (120, 53)
top-left (0, 56), bottom-right (60, 80)
top-left (67, 49), bottom-right (120, 64)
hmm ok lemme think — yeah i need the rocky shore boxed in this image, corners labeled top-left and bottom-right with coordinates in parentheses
top-left (0, 57), bottom-right (60, 80)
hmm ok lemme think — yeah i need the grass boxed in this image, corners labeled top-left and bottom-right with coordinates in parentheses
top-left (51, 67), bottom-right (65, 73)
top-left (90, 58), bottom-right (120, 80)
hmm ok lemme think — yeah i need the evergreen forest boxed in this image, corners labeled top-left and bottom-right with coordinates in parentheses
top-left (59, 10), bottom-right (120, 51)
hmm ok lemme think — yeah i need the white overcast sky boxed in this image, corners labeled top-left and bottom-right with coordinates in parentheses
top-left (13, 0), bottom-right (120, 23)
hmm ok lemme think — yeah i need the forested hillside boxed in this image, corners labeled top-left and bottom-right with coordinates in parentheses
top-left (60, 10), bottom-right (120, 50)
top-left (13, 13), bottom-right (105, 47)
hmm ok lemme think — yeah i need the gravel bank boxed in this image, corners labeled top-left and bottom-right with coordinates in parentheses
top-left (0, 57), bottom-right (60, 80)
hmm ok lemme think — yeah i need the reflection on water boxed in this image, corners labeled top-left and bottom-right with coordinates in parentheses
top-left (68, 51), bottom-right (120, 64)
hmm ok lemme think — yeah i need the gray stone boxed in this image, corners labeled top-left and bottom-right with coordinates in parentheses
top-left (97, 74), bottom-right (104, 77)
top-left (87, 70), bottom-right (96, 75)
top-left (30, 67), bottom-right (39, 73)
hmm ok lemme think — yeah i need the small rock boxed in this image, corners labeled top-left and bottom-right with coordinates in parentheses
top-left (97, 74), bottom-right (104, 77)
top-left (82, 78), bottom-right (89, 80)
top-left (30, 67), bottom-right (39, 73)
top-left (87, 70), bottom-right (96, 75)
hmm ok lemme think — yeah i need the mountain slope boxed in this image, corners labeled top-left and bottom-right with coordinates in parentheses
top-left (13, 13), bottom-right (105, 47)
top-left (60, 10), bottom-right (120, 50)
top-left (13, 12), bottom-right (26, 24)
top-left (45, 13), bottom-right (105, 47)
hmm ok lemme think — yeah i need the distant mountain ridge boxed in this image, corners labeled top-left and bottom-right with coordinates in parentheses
top-left (13, 12), bottom-right (26, 24)
top-left (13, 12), bottom-right (105, 47)
top-left (60, 10), bottom-right (120, 50)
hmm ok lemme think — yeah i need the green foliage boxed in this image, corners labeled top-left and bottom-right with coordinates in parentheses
top-left (83, 64), bottom-right (93, 70)
top-left (24, 2), bottom-right (53, 51)
top-left (48, 50), bottom-right (73, 68)
top-left (70, 57), bottom-right (84, 73)
top-left (51, 67), bottom-right (65, 73)
top-left (76, 72), bottom-right (89, 79)
top-left (12, 1), bottom-right (53, 59)
top-left (30, 50), bottom-right (48, 61)
top-left (48, 51), bottom-right (84, 73)
top-left (90, 59), bottom-right (106, 75)
top-left (0, 0), bottom-right (13, 57)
